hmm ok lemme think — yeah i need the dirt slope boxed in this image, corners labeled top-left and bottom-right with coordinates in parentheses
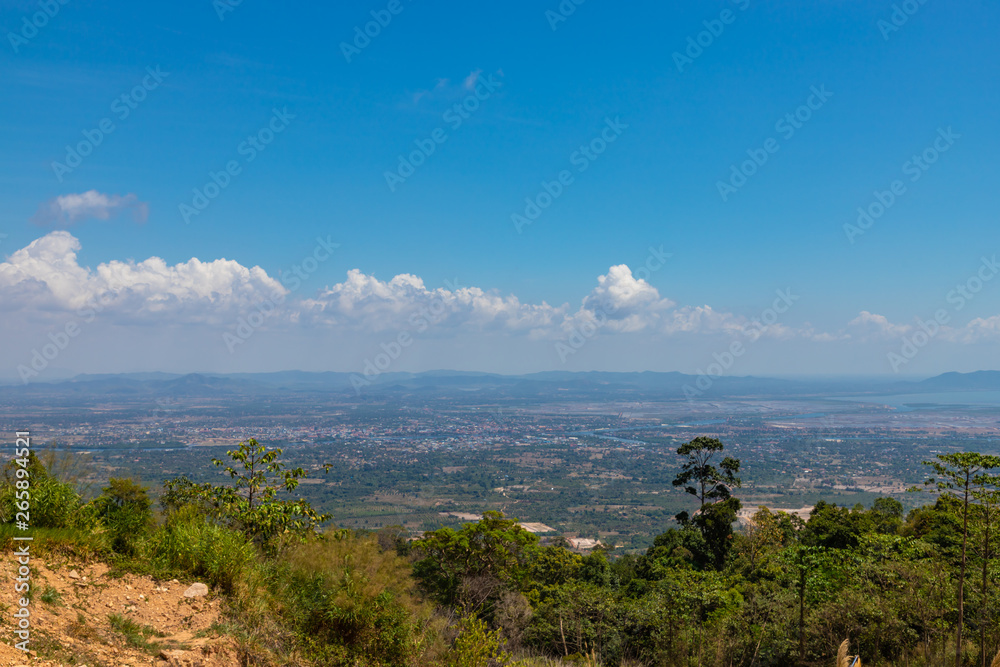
top-left (2, 557), bottom-right (239, 667)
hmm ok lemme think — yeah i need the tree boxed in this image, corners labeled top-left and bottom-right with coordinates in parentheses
top-left (412, 511), bottom-right (539, 612)
top-left (780, 544), bottom-right (844, 665)
top-left (801, 501), bottom-right (867, 549)
top-left (970, 476), bottom-right (1000, 667)
top-left (673, 436), bottom-right (741, 510)
top-left (163, 438), bottom-right (330, 544)
top-left (736, 506), bottom-right (788, 575)
top-left (871, 496), bottom-right (904, 535)
top-left (923, 452), bottom-right (1000, 667)
top-left (673, 437), bottom-right (742, 568)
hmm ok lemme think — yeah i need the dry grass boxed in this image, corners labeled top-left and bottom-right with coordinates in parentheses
top-left (837, 639), bottom-right (863, 667)
top-left (837, 639), bottom-right (849, 667)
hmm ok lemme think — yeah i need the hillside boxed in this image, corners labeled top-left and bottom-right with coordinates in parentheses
top-left (1, 558), bottom-right (236, 667)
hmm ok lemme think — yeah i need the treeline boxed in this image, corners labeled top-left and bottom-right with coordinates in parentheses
top-left (4, 439), bottom-right (1000, 666)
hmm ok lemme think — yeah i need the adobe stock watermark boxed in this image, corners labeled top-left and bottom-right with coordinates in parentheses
top-left (717, 85), bottom-right (832, 202)
top-left (545, 0), bottom-right (586, 31)
top-left (843, 127), bottom-right (959, 244)
top-left (349, 278), bottom-right (462, 395)
top-left (224, 235), bottom-right (340, 353)
top-left (555, 246), bottom-right (672, 363)
top-left (683, 288), bottom-right (799, 400)
top-left (673, 0), bottom-right (751, 73)
top-left (877, 0), bottom-right (930, 41)
top-left (179, 107), bottom-right (295, 225)
top-left (512, 116), bottom-right (628, 234)
top-left (7, 0), bottom-right (70, 54)
top-left (11, 430), bottom-right (32, 653)
top-left (887, 255), bottom-right (998, 373)
top-left (15, 291), bottom-right (120, 384)
top-left (341, 0), bottom-right (413, 63)
top-left (51, 66), bottom-right (169, 182)
top-left (214, 0), bottom-right (244, 21)
top-left (384, 73), bottom-right (504, 192)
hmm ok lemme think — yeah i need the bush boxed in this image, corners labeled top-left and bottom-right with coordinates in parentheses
top-left (152, 505), bottom-right (260, 594)
top-left (0, 452), bottom-right (91, 530)
top-left (446, 614), bottom-right (510, 667)
top-left (93, 477), bottom-right (154, 557)
top-left (273, 532), bottom-right (442, 666)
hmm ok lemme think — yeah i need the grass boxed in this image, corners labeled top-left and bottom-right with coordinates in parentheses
top-left (39, 585), bottom-right (63, 605)
top-left (0, 524), bottom-right (111, 560)
top-left (107, 613), bottom-right (166, 653)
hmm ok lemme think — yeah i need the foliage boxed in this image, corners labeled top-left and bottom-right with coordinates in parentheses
top-left (23, 440), bottom-right (1000, 667)
top-left (0, 451), bottom-right (91, 530)
top-left (93, 477), bottom-right (154, 556)
top-left (151, 504), bottom-right (260, 594)
top-left (162, 438), bottom-right (330, 545)
top-left (273, 532), bottom-right (440, 667)
top-left (672, 437), bottom-right (742, 508)
top-left (446, 614), bottom-right (510, 667)
top-left (413, 511), bottom-right (540, 612)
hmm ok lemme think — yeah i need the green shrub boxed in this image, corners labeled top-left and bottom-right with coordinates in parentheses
top-left (274, 533), bottom-right (442, 666)
top-left (0, 451), bottom-right (96, 532)
top-left (152, 505), bottom-right (260, 594)
top-left (446, 614), bottom-right (510, 667)
top-left (93, 477), bottom-right (154, 557)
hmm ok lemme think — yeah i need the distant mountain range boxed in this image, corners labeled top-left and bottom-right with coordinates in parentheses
top-left (3, 369), bottom-right (1000, 402)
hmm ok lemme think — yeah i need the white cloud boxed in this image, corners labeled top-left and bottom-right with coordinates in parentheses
top-left (569, 264), bottom-right (675, 333)
top-left (842, 310), bottom-right (1000, 344)
top-left (943, 315), bottom-right (1000, 343)
top-left (13, 233), bottom-right (999, 350)
top-left (463, 69), bottom-right (483, 90)
top-left (567, 266), bottom-right (800, 340)
top-left (301, 268), bottom-right (564, 334)
top-left (0, 232), bottom-right (284, 323)
top-left (32, 191), bottom-right (149, 228)
top-left (846, 311), bottom-right (913, 340)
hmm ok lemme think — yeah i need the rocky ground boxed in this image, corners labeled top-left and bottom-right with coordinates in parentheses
top-left (1, 557), bottom-right (239, 667)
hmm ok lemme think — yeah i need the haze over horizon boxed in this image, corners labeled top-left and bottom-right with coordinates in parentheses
top-left (3, 3), bottom-right (999, 380)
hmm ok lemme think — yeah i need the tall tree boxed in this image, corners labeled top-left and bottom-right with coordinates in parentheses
top-left (971, 476), bottom-right (1000, 667)
top-left (924, 452), bottom-right (1000, 667)
top-left (673, 436), bottom-right (741, 510)
top-left (673, 437), bottom-right (742, 568)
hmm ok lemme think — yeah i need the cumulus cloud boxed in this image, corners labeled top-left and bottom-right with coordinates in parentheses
top-left (565, 266), bottom-right (805, 340)
top-left (15, 232), bottom-right (987, 348)
top-left (846, 311), bottom-right (913, 340)
top-left (31, 191), bottom-right (148, 228)
top-left (301, 269), bottom-right (564, 335)
top-left (569, 265), bottom-right (675, 333)
top-left (839, 309), bottom-right (1000, 344)
top-left (941, 315), bottom-right (1000, 344)
top-left (0, 232), bottom-right (284, 323)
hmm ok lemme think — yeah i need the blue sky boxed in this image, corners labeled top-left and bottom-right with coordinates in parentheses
top-left (1, 1), bottom-right (999, 380)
